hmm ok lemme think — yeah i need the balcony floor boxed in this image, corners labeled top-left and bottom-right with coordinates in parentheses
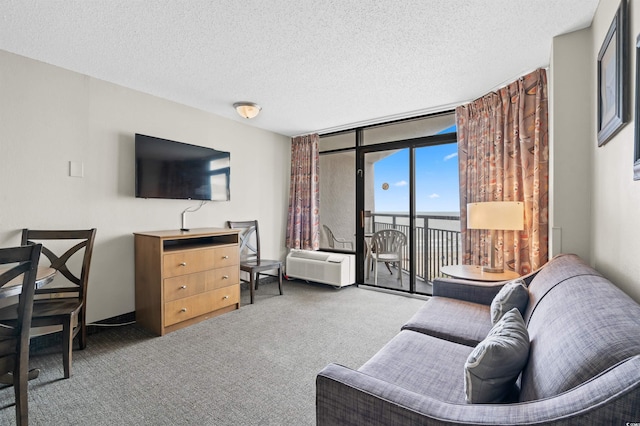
top-left (362, 263), bottom-right (433, 295)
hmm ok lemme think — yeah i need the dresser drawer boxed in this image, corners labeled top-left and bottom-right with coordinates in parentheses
top-left (163, 248), bottom-right (215, 278)
top-left (207, 265), bottom-right (239, 291)
top-left (164, 285), bottom-right (240, 327)
top-left (212, 246), bottom-right (239, 268)
top-left (163, 272), bottom-right (207, 302)
top-left (209, 284), bottom-right (240, 311)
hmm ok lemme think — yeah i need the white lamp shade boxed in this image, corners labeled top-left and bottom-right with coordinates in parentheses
top-left (467, 201), bottom-right (524, 230)
top-left (233, 102), bottom-right (261, 119)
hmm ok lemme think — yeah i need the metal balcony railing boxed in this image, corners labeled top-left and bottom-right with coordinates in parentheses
top-left (370, 213), bottom-right (461, 283)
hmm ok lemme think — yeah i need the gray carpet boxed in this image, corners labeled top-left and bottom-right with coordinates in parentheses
top-left (0, 279), bottom-right (426, 425)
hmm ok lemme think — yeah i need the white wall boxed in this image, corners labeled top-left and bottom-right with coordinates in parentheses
top-left (0, 50), bottom-right (291, 322)
top-left (549, 29), bottom-right (593, 261)
top-left (551, 0), bottom-right (640, 303)
top-left (589, 0), bottom-right (640, 302)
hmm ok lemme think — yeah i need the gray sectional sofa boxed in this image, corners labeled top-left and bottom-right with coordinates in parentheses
top-left (316, 254), bottom-right (640, 425)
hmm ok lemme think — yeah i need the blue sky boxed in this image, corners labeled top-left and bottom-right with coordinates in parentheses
top-left (373, 142), bottom-right (460, 213)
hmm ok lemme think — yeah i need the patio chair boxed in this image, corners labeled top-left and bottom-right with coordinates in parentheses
top-left (322, 225), bottom-right (354, 250)
top-left (370, 229), bottom-right (407, 286)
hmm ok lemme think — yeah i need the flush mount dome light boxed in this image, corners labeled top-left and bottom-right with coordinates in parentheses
top-left (233, 102), bottom-right (261, 119)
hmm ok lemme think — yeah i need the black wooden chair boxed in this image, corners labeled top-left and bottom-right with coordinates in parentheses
top-left (0, 243), bottom-right (41, 426)
top-left (0, 229), bottom-right (96, 379)
top-left (226, 220), bottom-right (282, 304)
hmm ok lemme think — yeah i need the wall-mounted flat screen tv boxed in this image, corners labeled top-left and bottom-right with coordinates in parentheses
top-left (135, 133), bottom-right (230, 201)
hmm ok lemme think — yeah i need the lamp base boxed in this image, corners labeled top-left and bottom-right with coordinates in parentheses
top-left (482, 266), bottom-right (504, 274)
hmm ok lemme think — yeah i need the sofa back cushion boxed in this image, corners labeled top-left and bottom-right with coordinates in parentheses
top-left (519, 254), bottom-right (640, 401)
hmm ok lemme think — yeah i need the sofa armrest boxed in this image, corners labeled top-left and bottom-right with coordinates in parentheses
top-left (432, 277), bottom-right (504, 305)
top-left (432, 267), bottom-right (541, 305)
top-left (317, 358), bottom-right (640, 426)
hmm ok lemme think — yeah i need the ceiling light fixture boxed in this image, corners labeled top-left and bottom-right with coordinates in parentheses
top-left (233, 102), bottom-right (261, 119)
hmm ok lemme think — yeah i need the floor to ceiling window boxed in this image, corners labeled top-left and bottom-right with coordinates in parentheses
top-left (318, 131), bottom-right (356, 251)
top-left (319, 112), bottom-right (459, 295)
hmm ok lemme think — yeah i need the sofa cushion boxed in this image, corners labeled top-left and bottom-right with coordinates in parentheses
top-left (464, 308), bottom-right (530, 404)
top-left (402, 297), bottom-right (492, 346)
top-left (490, 279), bottom-right (528, 324)
top-left (358, 329), bottom-right (474, 404)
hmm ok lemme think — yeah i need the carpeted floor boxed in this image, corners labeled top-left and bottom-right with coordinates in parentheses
top-left (0, 279), bottom-right (426, 425)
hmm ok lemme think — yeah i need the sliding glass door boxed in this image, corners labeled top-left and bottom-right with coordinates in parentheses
top-left (413, 143), bottom-right (461, 293)
top-left (357, 135), bottom-right (459, 295)
top-left (362, 148), bottom-right (410, 289)
top-left (319, 112), bottom-right (459, 295)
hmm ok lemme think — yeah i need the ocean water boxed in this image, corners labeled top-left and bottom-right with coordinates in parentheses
top-left (374, 211), bottom-right (461, 232)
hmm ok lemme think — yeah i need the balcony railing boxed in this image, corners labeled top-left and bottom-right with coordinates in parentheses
top-left (370, 213), bottom-right (461, 283)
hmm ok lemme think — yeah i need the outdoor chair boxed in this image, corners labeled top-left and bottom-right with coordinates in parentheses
top-left (369, 229), bottom-right (407, 286)
top-left (322, 224), bottom-right (354, 250)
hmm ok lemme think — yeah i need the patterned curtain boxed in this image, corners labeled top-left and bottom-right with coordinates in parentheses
top-left (456, 68), bottom-right (549, 275)
top-left (286, 133), bottom-right (320, 250)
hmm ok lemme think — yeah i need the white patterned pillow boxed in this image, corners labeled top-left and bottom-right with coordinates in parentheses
top-left (464, 308), bottom-right (530, 403)
top-left (490, 279), bottom-right (529, 324)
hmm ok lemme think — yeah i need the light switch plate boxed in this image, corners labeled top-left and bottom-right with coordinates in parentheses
top-left (69, 161), bottom-right (84, 178)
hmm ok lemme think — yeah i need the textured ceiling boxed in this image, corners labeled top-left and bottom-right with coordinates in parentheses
top-left (0, 0), bottom-right (599, 136)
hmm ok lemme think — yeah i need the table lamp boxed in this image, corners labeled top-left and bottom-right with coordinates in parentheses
top-left (467, 201), bottom-right (524, 273)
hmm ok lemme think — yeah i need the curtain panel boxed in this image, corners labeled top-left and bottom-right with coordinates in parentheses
top-left (456, 68), bottom-right (549, 275)
top-left (286, 133), bottom-right (320, 250)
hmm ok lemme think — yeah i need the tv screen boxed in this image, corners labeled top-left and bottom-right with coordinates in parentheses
top-left (135, 134), bottom-right (230, 201)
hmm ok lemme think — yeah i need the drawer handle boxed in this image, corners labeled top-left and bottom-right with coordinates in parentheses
top-left (223, 295), bottom-right (229, 300)
top-left (222, 255), bottom-right (229, 259)
top-left (180, 285), bottom-right (187, 289)
top-left (180, 262), bottom-right (187, 267)
top-left (180, 308), bottom-right (187, 313)
top-left (222, 275), bottom-right (229, 280)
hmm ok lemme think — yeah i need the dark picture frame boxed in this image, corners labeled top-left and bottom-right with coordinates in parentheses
top-left (597, 0), bottom-right (628, 147)
top-left (634, 34), bottom-right (640, 180)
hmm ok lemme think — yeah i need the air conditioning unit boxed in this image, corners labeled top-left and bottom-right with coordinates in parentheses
top-left (286, 249), bottom-right (355, 287)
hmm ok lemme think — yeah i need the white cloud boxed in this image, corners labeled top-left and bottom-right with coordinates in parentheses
top-left (395, 180), bottom-right (408, 187)
top-left (444, 152), bottom-right (458, 161)
top-left (429, 193), bottom-right (440, 199)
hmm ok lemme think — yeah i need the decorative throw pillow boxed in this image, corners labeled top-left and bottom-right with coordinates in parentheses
top-left (490, 279), bottom-right (529, 324)
top-left (464, 308), bottom-right (530, 404)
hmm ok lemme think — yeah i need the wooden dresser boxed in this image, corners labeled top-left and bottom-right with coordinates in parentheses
top-left (134, 228), bottom-right (240, 336)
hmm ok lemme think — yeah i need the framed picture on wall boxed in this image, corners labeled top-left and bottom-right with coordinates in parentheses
top-left (597, 0), bottom-right (628, 147)
top-left (634, 34), bottom-right (640, 180)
